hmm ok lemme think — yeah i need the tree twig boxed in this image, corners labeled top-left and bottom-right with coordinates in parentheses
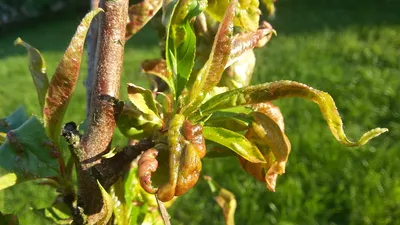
top-left (77, 0), bottom-right (128, 223)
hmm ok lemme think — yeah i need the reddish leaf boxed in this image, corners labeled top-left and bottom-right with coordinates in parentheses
top-left (43, 9), bottom-right (102, 144)
top-left (126, 0), bottom-right (162, 40)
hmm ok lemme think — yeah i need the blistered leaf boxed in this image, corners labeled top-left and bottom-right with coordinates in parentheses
top-left (96, 181), bottom-right (114, 225)
top-left (43, 9), bottom-right (102, 145)
top-left (0, 116), bottom-right (60, 181)
top-left (207, 0), bottom-right (261, 31)
top-left (184, 0), bottom-right (236, 113)
top-left (227, 22), bottom-right (275, 68)
top-left (14, 38), bottom-right (49, 110)
top-left (126, 0), bottom-right (163, 40)
top-left (203, 126), bottom-right (265, 163)
top-left (251, 111), bottom-right (291, 191)
top-left (141, 115), bottom-right (204, 202)
top-left (128, 83), bottom-right (160, 117)
top-left (141, 59), bottom-right (174, 92)
top-left (0, 106), bottom-right (29, 133)
top-left (195, 80), bottom-right (388, 146)
top-left (204, 176), bottom-right (236, 225)
top-left (164, 0), bottom-right (207, 98)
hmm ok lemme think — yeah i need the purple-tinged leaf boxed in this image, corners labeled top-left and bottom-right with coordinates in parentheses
top-left (126, 0), bottom-right (162, 40)
top-left (43, 9), bottom-right (102, 144)
top-left (14, 38), bottom-right (49, 110)
top-left (226, 21), bottom-right (275, 68)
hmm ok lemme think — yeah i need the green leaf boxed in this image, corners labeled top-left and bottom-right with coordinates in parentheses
top-left (18, 207), bottom-right (54, 225)
top-left (203, 126), bottom-right (265, 163)
top-left (126, 0), bottom-right (163, 40)
top-left (97, 181), bottom-right (114, 225)
top-left (204, 111), bottom-right (250, 131)
top-left (14, 38), bottom-right (49, 110)
top-left (183, 0), bottom-right (236, 114)
top-left (204, 176), bottom-right (236, 225)
top-left (0, 180), bottom-right (58, 214)
top-left (164, 0), bottom-right (207, 98)
top-left (207, 0), bottom-right (261, 31)
top-left (43, 9), bottom-right (103, 145)
top-left (0, 116), bottom-right (60, 181)
top-left (127, 83), bottom-right (159, 117)
top-left (0, 106), bottom-right (29, 133)
top-left (196, 80), bottom-right (388, 146)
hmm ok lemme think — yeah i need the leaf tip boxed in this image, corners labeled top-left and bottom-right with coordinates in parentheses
top-left (14, 37), bottom-right (24, 47)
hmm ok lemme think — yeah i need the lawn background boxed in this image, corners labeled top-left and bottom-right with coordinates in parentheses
top-left (0, 0), bottom-right (399, 224)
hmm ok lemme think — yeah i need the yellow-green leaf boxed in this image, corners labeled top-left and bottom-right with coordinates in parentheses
top-left (203, 126), bottom-right (265, 163)
top-left (207, 0), bottom-right (261, 31)
top-left (97, 180), bottom-right (114, 225)
top-left (0, 172), bottom-right (17, 191)
top-left (14, 38), bottom-right (49, 111)
top-left (204, 176), bottom-right (236, 225)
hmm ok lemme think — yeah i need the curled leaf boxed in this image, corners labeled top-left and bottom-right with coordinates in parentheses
top-left (14, 38), bottom-right (49, 110)
top-left (203, 126), bottom-right (265, 163)
top-left (195, 80), bottom-right (388, 146)
top-left (204, 176), bottom-right (236, 225)
top-left (43, 9), bottom-right (103, 145)
top-left (127, 83), bottom-right (160, 117)
top-left (227, 21), bottom-right (275, 68)
top-left (184, 0), bottom-right (236, 113)
top-left (250, 111), bottom-right (291, 191)
top-left (139, 115), bottom-right (205, 202)
top-left (126, 0), bottom-right (163, 40)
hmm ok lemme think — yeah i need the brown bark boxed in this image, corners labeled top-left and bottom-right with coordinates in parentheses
top-left (77, 0), bottom-right (129, 223)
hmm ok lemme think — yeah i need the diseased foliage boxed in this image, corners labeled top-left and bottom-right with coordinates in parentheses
top-left (0, 0), bottom-right (388, 224)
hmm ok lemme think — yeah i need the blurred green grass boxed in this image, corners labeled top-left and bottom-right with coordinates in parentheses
top-left (1, 0), bottom-right (400, 224)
